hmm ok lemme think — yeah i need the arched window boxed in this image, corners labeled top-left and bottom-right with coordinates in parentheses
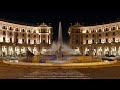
top-left (112, 27), bottom-right (116, 30)
top-left (105, 28), bottom-right (109, 31)
top-left (86, 30), bottom-right (89, 33)
top-left (9, 27), bottom-right (13, 30)
top-left (15, 28), bottom-right (19, 31)
top-left (2, 26), bottom-right (7, 29)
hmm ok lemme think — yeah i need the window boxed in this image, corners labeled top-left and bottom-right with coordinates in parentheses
top-left (28, 30), bottom-right (31, 32)
top-left (9, 32), bottom-right (12, 36)
top-left (106, 39), bottom-right (108, 43)
top-left (34, 40), bottom-right (36, 44)
top-left (10, 38), bottom-right (12, 43)
top-left (112, 27), bottom-right (116, 30)
top-left (28, 39), bottom-right (30, 44)
top-left (86, 40), bottom-right (88, 44)
top-left (22, 34), bottom-right (24, 37)
top-left (3, 31), bottom-right (6, 35)
top-left (92, 40), bottom-right (94, 43)
top-left (99, 39), bottom-right (101, 43)
top-left (43, 40), bottom-right (45, 43)
top-left (15, 28), bottom-right (19, 31)
top-left (86, 35), bottom-right (88, 38)
top-left (92, 34), bottom-right (95, 37)
top-left (105, 28), bottom-right (109, 31)
top-left (22, 29), bottom-right (25, 32)
top-left (113, 32), bottom-right (115, 36)
top-left (98, 29), bottom-right (102, 32)
top-left (105, 33), bottom-right (108, 36)
top-left (22, 39), bottom-right (24, 43)
top-left (2, 26), bottom-right (6, 29)
top-left (9, 27), bottom-right (13, 30)
top-left (92, 30), bottom-right (95, 32)
top-left (113, 38), bottom-right (115, 42)
top-left (16, 33), bottom-right (18, 36)
top-left (33, 30), bottom-right (36, 33)
top-left (3, 37), bottom-right (5, 42)
top-left (34, 35), bottom-right (36, 38)
top-left (99, 34), bottom-right (101, 37)
top-left (41, 29), bottom-right (47, 33)
top-left (76, 40), bottom-right (78, 43)
top-left (86, 30), bottom-right (89, 33)
top-left (28, 34), bottom-right (30, 37)
top-left (43, 35), bottom-right (45, 38)
top-left (16, 39), bottom-right (18, 43)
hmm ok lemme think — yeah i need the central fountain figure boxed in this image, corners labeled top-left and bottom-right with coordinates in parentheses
top-left (55, 22), bottom-right (64, 60)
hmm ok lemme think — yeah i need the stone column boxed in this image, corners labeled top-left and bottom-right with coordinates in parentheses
top-left (116, 46), bottom-right (118, 56)
top-left (6, 46), bottom-right (9, 57)
top-left (102, 46), bottom-right (104, 56)
top-left (109, 46), bottom-right (111, 55)
top-left (13, 46), bottom-right (15, 57)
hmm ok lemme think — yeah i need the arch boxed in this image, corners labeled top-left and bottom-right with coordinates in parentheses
top-left (2, 46), bottom-right (7, 57)
top-left (8, 46), bottom-right (13, 56)
top-left (15, 46), bottom-right (20, 55)
top-left (84, 47), bottom-right (89, 55)
top-left (97, 47), bottom-right (102, 56)
top-left (104, 46), bottom-right (109, 55)
top-left (33, 47), bottom-right (37, 55)
top-left (21, 46), bottom-right (26, 53)
top-left (111, 46), bottom-right (116, 55)
top-left (118, 46), bottom-right (120, 55)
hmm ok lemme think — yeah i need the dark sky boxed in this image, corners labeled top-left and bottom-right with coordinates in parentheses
top-left (0, 1), bottom-right (120, 43)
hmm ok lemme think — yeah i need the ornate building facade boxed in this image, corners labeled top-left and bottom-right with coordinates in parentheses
top-left (68, 22), bottom-right (120, 56)
top-left (0, 21), bottom-right (52, 57)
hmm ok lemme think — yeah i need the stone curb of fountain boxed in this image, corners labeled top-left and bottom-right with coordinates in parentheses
top-left (2, 59), bottom-right (117, 68)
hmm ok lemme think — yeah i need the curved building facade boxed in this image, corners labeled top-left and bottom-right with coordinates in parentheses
top-left (68, 22), bottom-right (120, 56)
top-left (0, 21), bottom-right (52, 57)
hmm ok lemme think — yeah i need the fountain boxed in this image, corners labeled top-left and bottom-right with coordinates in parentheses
top-left (41, 22), bottom-right (80, 56)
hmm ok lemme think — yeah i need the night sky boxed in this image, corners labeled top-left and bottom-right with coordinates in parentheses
top-left (0, 1), bottom-right (120, 43)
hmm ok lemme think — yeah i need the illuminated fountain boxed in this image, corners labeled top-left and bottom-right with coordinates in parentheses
top-left (41, 22), bottom-right (80, 56)
top-left (39, 22), bottom-right (80, 63)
